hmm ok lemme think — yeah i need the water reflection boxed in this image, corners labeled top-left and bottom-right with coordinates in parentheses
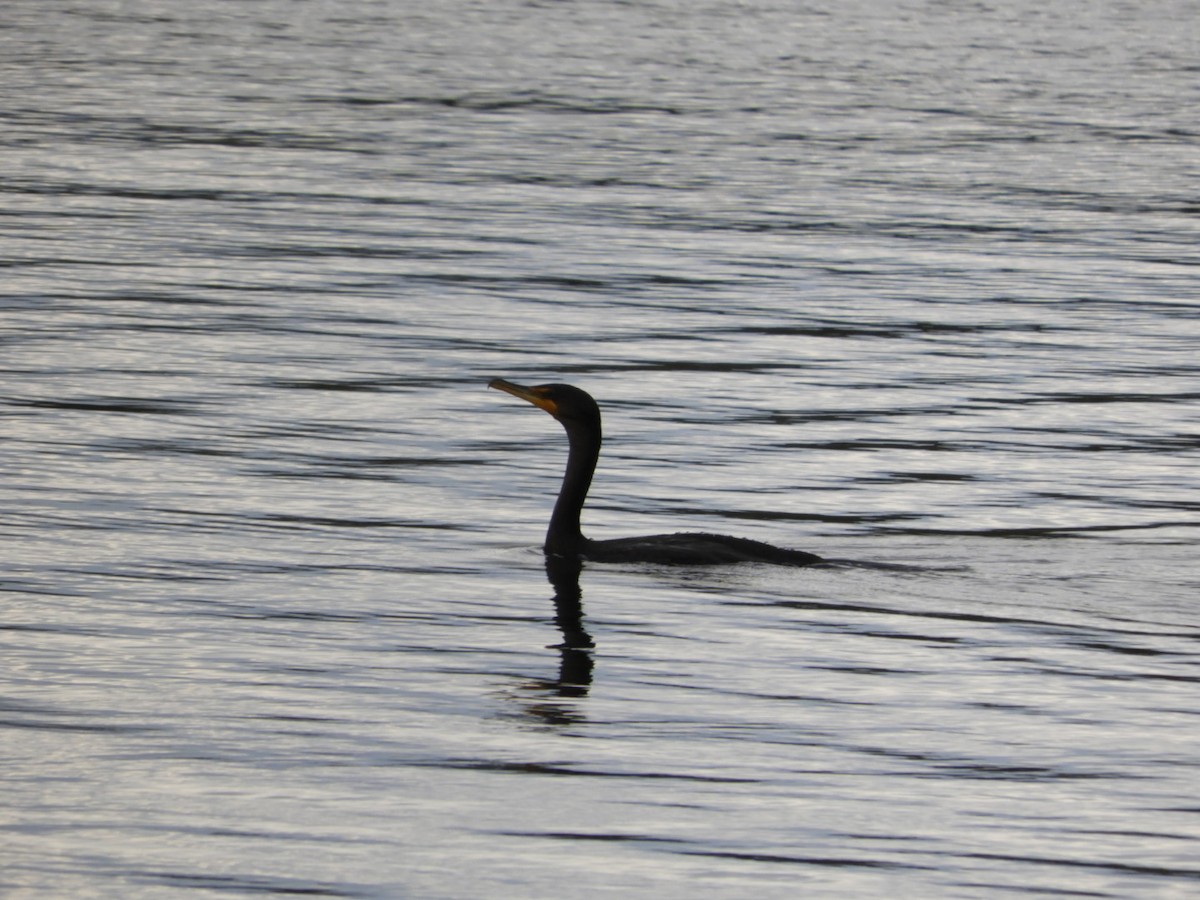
top-left (544, 553), bottom-right (594, 693)
top-left (510, 554), bottom-right (593, 727)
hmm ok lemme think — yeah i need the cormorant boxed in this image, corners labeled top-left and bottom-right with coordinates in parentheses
top-left (489, 378), bottom-right (822, 567)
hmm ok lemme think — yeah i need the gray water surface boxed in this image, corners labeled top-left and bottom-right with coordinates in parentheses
top-left (3, 1), bottom-right (1199, 897)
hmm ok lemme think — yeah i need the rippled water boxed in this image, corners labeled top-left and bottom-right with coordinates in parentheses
top-left (3, 0), bottom-right (1199, 896)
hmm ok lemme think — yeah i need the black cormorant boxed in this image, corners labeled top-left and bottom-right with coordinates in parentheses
top-left (489, 378), bottom-right (822, 567)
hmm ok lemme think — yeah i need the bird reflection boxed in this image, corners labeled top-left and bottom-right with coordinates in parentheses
top-left (544, 553), bottom-right (594, 693)
top-left (510, 553), bottom-right (593, 726)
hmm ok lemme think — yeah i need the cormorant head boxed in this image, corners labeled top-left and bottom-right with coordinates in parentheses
top-left (489, 378), bottom-right (601, 432)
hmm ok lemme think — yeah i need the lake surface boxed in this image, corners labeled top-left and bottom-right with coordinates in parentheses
top-left (3, 0), bottom-right (1199, 896)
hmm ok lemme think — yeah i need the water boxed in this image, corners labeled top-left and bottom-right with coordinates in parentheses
top-left (3, 0), bottom-right (1199, 896)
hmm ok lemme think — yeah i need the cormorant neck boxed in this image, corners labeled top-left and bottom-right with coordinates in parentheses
top-left (545, 416), bottom-right (600, 556)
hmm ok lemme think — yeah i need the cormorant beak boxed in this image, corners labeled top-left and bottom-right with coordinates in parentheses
top-left (489, 378), bottom-right (559, 416)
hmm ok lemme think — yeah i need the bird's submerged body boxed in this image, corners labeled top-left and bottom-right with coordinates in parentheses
top-left (489, 378), bottom-right (822, 568)
top-left (580, 533), bottom-right (822, 567)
